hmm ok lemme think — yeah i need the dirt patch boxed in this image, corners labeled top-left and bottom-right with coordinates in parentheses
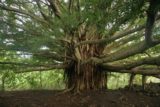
top-left (0, 84), bottom-right (160, 107)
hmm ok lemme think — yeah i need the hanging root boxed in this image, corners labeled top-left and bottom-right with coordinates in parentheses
top-left (128, 73), bottom-right (135, 90)
top-left (142, 75), bottom-right (147, 90)
top-left (128, 73), bottom-right (147, 91)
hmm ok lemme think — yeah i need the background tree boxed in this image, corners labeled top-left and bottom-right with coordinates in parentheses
top-left (0, 0), bottom-right (160, 93)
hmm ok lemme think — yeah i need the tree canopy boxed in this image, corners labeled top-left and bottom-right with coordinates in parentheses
top-left (0, 0), bottom-right (160, 92)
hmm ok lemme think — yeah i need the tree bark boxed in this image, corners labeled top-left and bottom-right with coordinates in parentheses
top-left (64, 27), bottom-right (107, 92)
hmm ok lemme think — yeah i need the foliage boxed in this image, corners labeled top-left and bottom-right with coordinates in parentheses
top-left (0, 70), bottom-right (65, 91)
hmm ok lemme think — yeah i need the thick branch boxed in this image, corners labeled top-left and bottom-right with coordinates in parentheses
top-left (98, 41), bottom-right (148, 63)
top-left (101, 55), bottom-right (160, 71)
top-left (109, 69), bottom-right (160, 75)
top-left (47, 0), bottom-right (61, 18)
top-left (90, 38), bottom-right (160, 64)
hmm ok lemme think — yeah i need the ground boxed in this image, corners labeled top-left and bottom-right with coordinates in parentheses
top-left (0, 84), bottom-right (160, 107)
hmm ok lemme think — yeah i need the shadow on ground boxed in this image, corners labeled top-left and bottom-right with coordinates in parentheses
top-left (0, 83), bottom-right (160, 107)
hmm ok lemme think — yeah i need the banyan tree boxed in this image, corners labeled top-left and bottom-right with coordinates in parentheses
top-left (0, 0), bottom-right (160, 93)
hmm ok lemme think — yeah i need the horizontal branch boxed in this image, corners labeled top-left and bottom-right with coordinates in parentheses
top-left (101, 55), bottom-right (160, 71)
top-left (108, 69), bottom-right (160, 75)
top-left (103, 64), bottom-right (160, 77)
top-left (15, 64), bottom-right (66, 73)
top-left (0, 61), bottom-right (65, 69)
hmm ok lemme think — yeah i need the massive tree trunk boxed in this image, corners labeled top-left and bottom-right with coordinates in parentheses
top-left (64, 26), bottom-right (107, 92)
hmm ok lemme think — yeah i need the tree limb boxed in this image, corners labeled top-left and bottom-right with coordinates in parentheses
top-left (35, 0), bottom-right (49, 21)
top-left (0, 4), bottom-right (48, 24)
top-left (103, 33), bottom-right (143, 55)
top-left (110, 69), bottom-right (160, 75)
top-left (101, 55), bottom-right (160, 71)
top-left (0, 61), bottom-right (64, 68)
top-left (14, 64), bottom-right (66, 73)
top-left (89, 37), bottom-right (160, 64)
top-left (47, 0), bottom-right (61, 18)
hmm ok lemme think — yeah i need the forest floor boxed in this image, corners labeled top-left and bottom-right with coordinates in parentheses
top-left (0, 83), bottom-right (160, 107)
